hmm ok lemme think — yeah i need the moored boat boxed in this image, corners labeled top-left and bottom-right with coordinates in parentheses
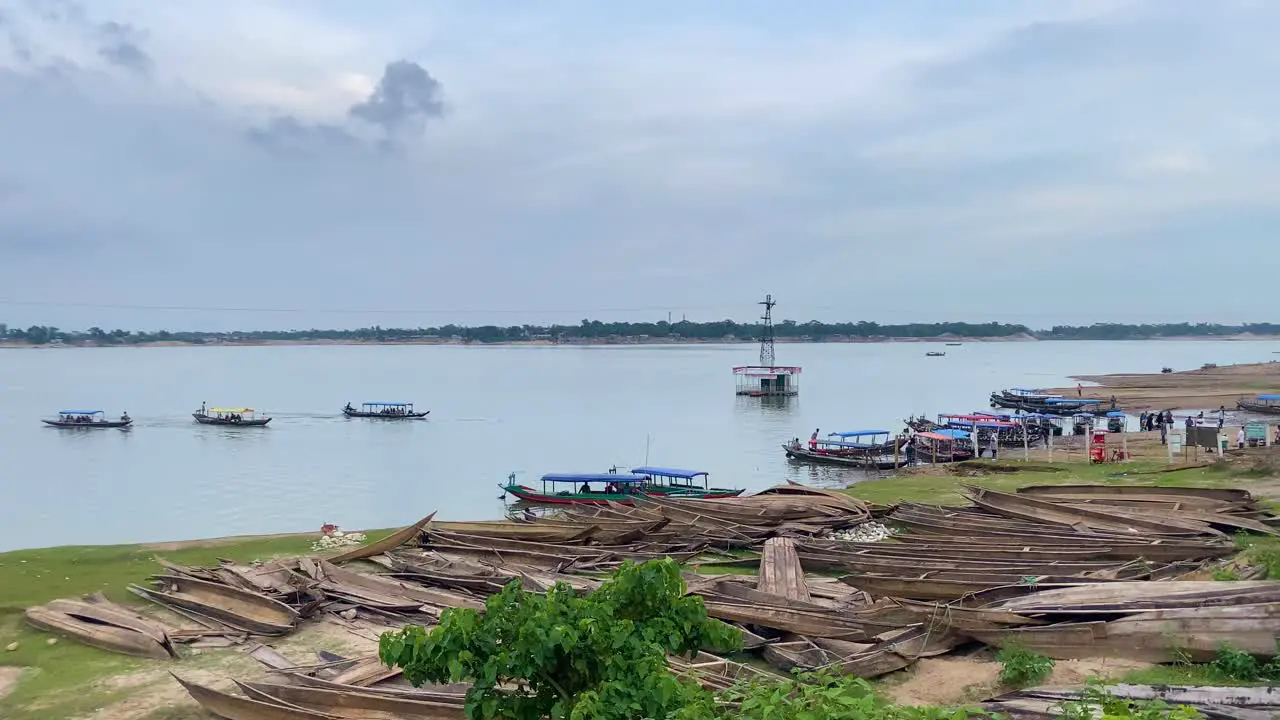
top-left (43, 410), bottom-right (132, 428)
top-left (192, 404), bottom-right (271, 426)
top-left (501, 472), bottom-right (648, 506)
top-left (342, 401), bottom-right (429, 419)
top-left (630, 466), bottom-right (745, 498)
top-left (1237, 394), bottom-right (1280, 415)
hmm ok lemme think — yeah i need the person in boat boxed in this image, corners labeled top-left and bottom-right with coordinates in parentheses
top-left (809, 429), bottom-right (819, 451)
top-left (120, 412), bottom-right (130, 423)
top-left (604, 482), bottom-right (618, 494)
top-left (344, 402), bottom-right (354, 413)
top-left (579, 482), bottom-right (592, 494)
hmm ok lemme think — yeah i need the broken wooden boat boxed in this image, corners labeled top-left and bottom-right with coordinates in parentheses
top-left (25, 603), bottom-right (177, 660)
top-left (133, 575), bottom-right (298, 636)
top-left (237, 680), bottom-right (466, 719)
top-left (172, 674), bottom-right (337, 719)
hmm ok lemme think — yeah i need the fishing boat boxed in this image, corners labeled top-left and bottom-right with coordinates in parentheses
top-left (500, 472), bottom-right (648, 506)
top-left (629, 466), bottom-right (745, 498)
top-left (42, 410), bottom-right (132, 428)
top-left (192, 404), bottom-right (271, 426)
top-left (1237, 395), bottom-right (1280, 415)
top-left (945, 342), bottom-right (962, 346)
top-left (342, 401), bottom-right (429, 419)
top-left (783, 430), bottom-right (909, 469)
top-left (925, 351), bottom-right (945, 357)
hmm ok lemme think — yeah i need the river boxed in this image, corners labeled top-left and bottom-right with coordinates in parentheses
top-left (1, 339), bottom-right (1276, 551)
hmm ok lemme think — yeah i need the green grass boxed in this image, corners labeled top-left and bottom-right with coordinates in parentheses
top-left (0, 529), bottom-right (393, 720)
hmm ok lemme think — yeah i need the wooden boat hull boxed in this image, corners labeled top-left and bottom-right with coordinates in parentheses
top-left (783, 445), bottom-right (910, 469)
top-left (342, 409), bottom-right (429, 419)
top-left (643, 486), bottom-right (745, 499)
top-left (193, 414), bottom-right (272, 426)
top-left (135, 575), bottom-right (298, 635)
top-left (238, 681), bottom-right (465, 719)
top-left (25, 605), bottom-right (174, 660)
top-left (43, 419), bottom-right (132, 428)
top-left (172, 674), bottom-right (337, 720)
top-left (1236, 400), bottom-right (1280, 415)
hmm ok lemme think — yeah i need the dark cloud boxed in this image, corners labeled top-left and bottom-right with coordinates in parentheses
top-left (348, 60), bottom-right (444, 139)
top-left (97, 21), bottom-right (152, 76)
top-left (247, 59), bottom-right (445, 155)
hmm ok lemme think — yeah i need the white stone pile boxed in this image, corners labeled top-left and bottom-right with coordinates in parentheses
top-left (824, 521), bottom-right (896, 543)
top-left (311, 527), bottom-right (367, 552)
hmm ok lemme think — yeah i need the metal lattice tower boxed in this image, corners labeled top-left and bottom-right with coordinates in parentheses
top-left (758, 294), bottom-right (776, 366)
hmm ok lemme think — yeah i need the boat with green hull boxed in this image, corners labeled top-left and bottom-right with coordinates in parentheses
top-left (629, 466), bottom-right (744, 498)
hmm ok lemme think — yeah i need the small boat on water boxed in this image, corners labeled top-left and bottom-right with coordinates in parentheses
top-left (945, 342), bottom-right (962, 346)
top-left (501, 472), bottom-right (648, 506)
top-left (43, 410), bottom-right (132, 428)
top-left (342, 401), bottom-right (429, 419)
top-left (630, 466), bottom-right (744, 498)
top-left (1237, 395), bottom-right (1280, 415)
top-left (925, 351), bottom-right (946, 357)
top-left (192, 404), bottom-right (271, 426)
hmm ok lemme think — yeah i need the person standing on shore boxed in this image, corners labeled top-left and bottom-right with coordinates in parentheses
top-left (1238, 426), bottom-right (1247, 449)
top-left (987, 434), bottom-right (998, 461)
top-left (1139, 411), bottom-right (1148, 431)
top-left (1160, 420), bottom-right (1168, 445)
top-left (1218, 406), bottom-right (1226, 429)
top-left (1077, 383), bottom-right (1083, 397)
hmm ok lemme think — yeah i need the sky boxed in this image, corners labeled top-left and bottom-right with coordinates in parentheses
top-left (1, 0), bottom-right (1278, 331)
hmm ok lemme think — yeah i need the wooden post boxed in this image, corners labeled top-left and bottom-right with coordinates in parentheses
top-left (1047, 423), bottom-right (1054, 462)
top-left (1022, 417), bottom-right (1030, 461)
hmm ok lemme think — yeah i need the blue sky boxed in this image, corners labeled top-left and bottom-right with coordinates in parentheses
top-left (0, 0), bottom-right (1277, 331)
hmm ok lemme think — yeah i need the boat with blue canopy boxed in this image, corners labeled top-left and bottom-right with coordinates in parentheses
top-left (1237, 395), bottom-right (1280, 415)
top-left (913, 429), bottom-right (974, 463)
top-left (342, 402), bottom-right (429, 419)
top-left (501, 472), bottom-right (648, 506)
top-left (43, 410), bottom-right (132, 429)
top-left (782, 430), bottom-right (910, 469)
top-left (629, 466), bottom-right (744, 498)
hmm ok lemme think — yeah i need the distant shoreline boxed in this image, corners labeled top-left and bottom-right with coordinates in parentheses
top-left (3, 334), bottom-right (1280, 349)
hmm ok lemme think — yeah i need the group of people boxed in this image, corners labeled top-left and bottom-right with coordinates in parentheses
top-left (578, 481), bottom-right (633, 495)
top-left (63, 413), bottom-right (128, 424)
top-left (344, 403), bottom-right (414, 416)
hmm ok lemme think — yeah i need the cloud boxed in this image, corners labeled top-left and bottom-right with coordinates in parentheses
top-left (0, 0), bottom-right (1279, 330)
top-left (96, 20), bottom-right (150, 75)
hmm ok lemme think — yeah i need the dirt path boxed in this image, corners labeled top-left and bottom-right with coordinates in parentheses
top-left (1044, 362), bottom-right (1280, 411)
top-left (884, 656), bottom-right (1153, 707)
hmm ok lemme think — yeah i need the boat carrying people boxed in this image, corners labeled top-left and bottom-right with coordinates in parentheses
top-left (192, 403), bottom-right (272, 426)
top-left (628, 466), bottom-right (744, 498)
top-left (500, 472), bottom-right (648, 506)
top-left (42, 410), bottom-right (132, 428)
top-left (342, 402), bottom-right (429, 419)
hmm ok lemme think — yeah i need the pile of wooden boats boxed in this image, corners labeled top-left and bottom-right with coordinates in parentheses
top-left (23, 482), bottom-right (1280, 716)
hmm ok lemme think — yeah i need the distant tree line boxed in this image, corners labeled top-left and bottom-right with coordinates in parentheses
top-left (0, 320), bottom-right (1276, 345)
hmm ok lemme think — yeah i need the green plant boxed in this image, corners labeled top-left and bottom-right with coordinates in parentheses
top-left (378, 558), bottom-right (741, 720)
top-left (995, 645), bottom-right (1055, 687)
top-left (671, 669), bottom-right (980, 720)
top-left (1211, 568), bottom-right (1241, 581)
top-left (1209, 644), bottom-right (1262, 682)
top-left (1056, 679), bottom-right (1203, 720)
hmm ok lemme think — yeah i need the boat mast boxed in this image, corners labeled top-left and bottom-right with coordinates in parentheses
top-left (758, 294), bottom-right (776, 367)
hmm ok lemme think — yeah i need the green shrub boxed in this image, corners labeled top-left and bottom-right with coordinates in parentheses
top-left (995, 646), bottom-right (1055, 687)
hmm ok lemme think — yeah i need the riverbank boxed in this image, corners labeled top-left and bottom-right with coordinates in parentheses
top-left (5, 459), bottom-right (1280, 718)
top-left (3, 333), bottom-right (1280, 349)
top-left (1044, 361), bottom-right (1280, 411)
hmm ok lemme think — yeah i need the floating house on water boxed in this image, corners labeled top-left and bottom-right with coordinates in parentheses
top-left (733, 294), bottom-right (801, 397)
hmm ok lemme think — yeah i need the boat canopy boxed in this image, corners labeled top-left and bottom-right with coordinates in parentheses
top-left (1044, 398), bottom-right (1100, 405)
top-left (1010, 387), bottom-right (1041, 393)
top-left (540, 473), bottom-right (648, 484)
top-left (830, 430), bottom-right (890, 438)
top-left (1105, 410), bottom-right (1126, 417)
top-left (917, 431), bottom-right (961, 441)
top-left (58, 410), bottom-right (103, 415)
top-left (1257, 395), bottom-right (1280, 401)
top-left (944, 419), bottom-right (1016, 429)
top-left (210, 407), bottom-right (253, 413)
top-left (363, 402), bottom-right (412, 407)
top-left (629, 467), bottom-right (708, 480)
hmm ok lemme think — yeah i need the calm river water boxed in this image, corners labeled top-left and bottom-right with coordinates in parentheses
top-left (2, 340), bottom-right (1277, 551)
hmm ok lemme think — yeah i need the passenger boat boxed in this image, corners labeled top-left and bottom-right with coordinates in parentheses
top-left (629, 466), bottom-right (745, 498)
top-left (782, 445), bottom-right (911, 470)
top-left (1237, 395), bottom-right (1280, 415)
top-left (912, 429), bottom-right (974, 463)
top-left (192, 405), bottom-right (271, 426)
top-left (500, 473), bottom-right (648, 506)
top-left (925, 351), bottom-right (945, 357)
top-left (342, 402), bottom-right (429, 419)
top-left (43, 410), bottom-right (132, 428)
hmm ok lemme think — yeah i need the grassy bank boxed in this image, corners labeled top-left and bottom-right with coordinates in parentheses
top-left (0, 530), bottom-right (392, 719)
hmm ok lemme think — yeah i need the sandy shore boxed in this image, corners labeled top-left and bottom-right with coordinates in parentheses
top-left (1045, 361), bottom-right (1280, 411)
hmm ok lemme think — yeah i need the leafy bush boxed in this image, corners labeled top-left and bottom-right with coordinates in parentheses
top-left (1210, 645), bottom-right (1262, 681)
top-left (995, 645), bottom-right (1055, 687)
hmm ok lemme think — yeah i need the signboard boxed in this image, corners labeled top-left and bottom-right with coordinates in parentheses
top-left (1168, 432), bottom-right (1183, 454)
top-left (1246, 422), bottom-right (1268, 442)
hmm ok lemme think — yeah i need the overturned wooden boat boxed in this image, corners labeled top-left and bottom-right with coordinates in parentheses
top-left (25, 604), bottom-right (176, 660)
top-left (327, 511), bottom-right (435, 564)
top-left (172, 674), bottom-right (336, 719)
top-left (238, 680), bottom-right (465, 719)
top-left (133, 575), bottom-right (298, 635)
